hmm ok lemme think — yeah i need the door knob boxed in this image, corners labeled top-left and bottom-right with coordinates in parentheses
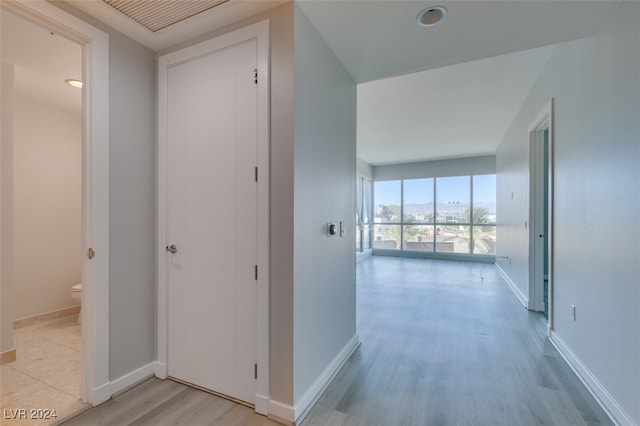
top-left (166, 244), bottom-right (178, 254)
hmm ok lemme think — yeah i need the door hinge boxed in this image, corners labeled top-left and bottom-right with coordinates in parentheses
top-left (254, 363), bottom-right (258, 379)
top-left (254, 265), bottom-right (258, 280)
top-left (87, 248), bottom-right (95, 260)
top-left (254, 166), bottom-right (258, 182)
top-left (253, 68), bottom-right (258, 84)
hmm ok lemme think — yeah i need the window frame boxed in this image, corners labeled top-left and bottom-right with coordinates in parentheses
top-left (373, 174), bottom-right (496, 256)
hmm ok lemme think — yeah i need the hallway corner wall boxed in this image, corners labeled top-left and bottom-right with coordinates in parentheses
top-left (496, 2), bottom-right (640, 423)
top-left (293, 2), bottom-right (358, 411)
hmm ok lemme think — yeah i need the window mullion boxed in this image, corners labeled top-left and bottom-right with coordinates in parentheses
top-left (400, 180), bottom-right (404, 250)
top-left (433, 178), bottom-right (437, 252)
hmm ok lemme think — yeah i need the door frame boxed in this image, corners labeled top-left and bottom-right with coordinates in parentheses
top-left (528, 98), bottom-right (554, 332)
top-left (156, 20), bottom-right (270, 415)
top-left (0, 0), bottom-right (110, 405)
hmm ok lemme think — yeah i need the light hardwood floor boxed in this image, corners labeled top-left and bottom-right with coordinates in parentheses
top-left (60, 257), bottom-right (612, 426)
top-left (301, 257), bottom-right (612, 426)
top-left (58, 378), bottom-right (280, 426)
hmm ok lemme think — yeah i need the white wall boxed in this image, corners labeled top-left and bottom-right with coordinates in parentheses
top-left (293, 4), bottom-right (357, 404)
top-left (51, 2), bottom-right (158, 382)
top-left (373, 155), bottom-right (495, 181)
top-left (106, 29), bottom-right (157, 381)
top-left (1, 62), bottom-right (15, 353)
top-left (496, 2), bottom-right (640, 424)
top-left (12, 98), bottom-right (81, 319)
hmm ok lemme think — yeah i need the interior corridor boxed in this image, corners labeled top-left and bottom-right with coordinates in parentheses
top-left (301, 256), bottom-right (612, 425)
top-left (60, 257), bottom-right (613, 425)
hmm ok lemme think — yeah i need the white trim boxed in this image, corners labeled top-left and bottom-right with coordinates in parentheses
top-left (156, 20), bottom-right (270, 412)
top-left (254, 19), bottom-right (271, 414)
top-left (495, 263), bottom-right (528, 308)
top-left (109, 362), bottom-right (157, 396)
top-left (254, 393), bottom-right (270, 417)
top-left (268, 399), bottom-right (295, 423)
top-left (154, 361), bottom-right (168, 379)
top-left (546, 100), bottom-right (555, 334)
top-left (92, 382), bottom-right (111, 406)
top-left (549, 332), bottom-right (633, 426)
top-left (267, 335), bottom-right (361, 423)
top-left (527, 99), bottom-right (554, 325)
top-left (1, 0), bottom-right (110, 406)
top-left (294, 335), bottom-right (360, 423)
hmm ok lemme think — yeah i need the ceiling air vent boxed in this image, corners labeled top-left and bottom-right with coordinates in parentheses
top-left (102, 0), bottom-right (230, 32)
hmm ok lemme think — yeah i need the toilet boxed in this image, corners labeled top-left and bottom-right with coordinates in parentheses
top-left (70, 284), bottom-right (82, 324)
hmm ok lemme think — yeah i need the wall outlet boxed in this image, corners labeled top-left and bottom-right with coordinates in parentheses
top-left (570, 304), bottom-right (576, 321)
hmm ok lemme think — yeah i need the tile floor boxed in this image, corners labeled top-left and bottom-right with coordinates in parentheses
top-left (1, 315), bottom-right (86, 425)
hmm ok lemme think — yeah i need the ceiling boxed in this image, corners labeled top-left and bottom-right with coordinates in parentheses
top-left (2, 0), bottom-right (619, 165)
top-left (357, 45), bottom-right (554, 165)
top-left (297, 1), bottom-right (617, 84)
top-left (1, 9), bottom-right (82, 115)
top-left (295, 0), bottom-right (617, 165)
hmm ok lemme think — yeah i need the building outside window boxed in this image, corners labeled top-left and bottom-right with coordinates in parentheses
top-left (373, 174), bottom-right (496, 255)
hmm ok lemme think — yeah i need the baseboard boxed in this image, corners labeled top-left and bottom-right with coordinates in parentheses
top-left (0, 348), bottom-right (16, 365)
top-left (268, 400), bottom-right (295, 424)
top-left (255, 393), bottom-right (270, 416)
top-left (14, 305), bottom-right (80, 329)
top-left (293, 335), bottom-right (360, 424)
top-left (109, 362), bottom-right (157, 397)
top-left (495, 263), bottom-right (528, 308)
top-left (154, 361), bottom-right (168, 379)
top-left (266, 335), bottom-right (360, 424)
top-left (549, 331), bottom-right (634, 426)
top-left (91, 381), bottom-right (111, 405)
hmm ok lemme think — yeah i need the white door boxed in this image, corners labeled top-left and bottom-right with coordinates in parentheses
top-left (166, 39), bottom-right (258, 404)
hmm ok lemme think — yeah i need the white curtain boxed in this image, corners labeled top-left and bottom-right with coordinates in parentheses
top-left (356, 177), bottom-right (363, 226)
top-left (363, 179), bottom-right (372, 225)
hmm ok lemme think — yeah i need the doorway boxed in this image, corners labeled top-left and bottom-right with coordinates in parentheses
top-left (157, 20), bottom-right (270, 413)
top-left (1, 8), bottom-right (84, 417)
top-left (0, 0), bottom-right (110, 408)
top-left (528, 99), bottom-right (554, 331)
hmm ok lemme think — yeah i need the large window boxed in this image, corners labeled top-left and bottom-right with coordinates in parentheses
top-left (373, 180), bottom-right (401, 250)
top-left (472, 174), bottom-right (497, 254)
top-left (402, 178), bottom-right (434, 251)
top-left (373, 174), bottom-right (496, 255)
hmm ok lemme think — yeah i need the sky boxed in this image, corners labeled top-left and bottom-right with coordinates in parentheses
top-left (375, 174), bottom-right (496, 205)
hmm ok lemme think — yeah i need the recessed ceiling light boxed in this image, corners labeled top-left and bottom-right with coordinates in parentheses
top-left (65, 79), bottom-right (83, 89)
top-left (416, 6), bottom-right (448, 28)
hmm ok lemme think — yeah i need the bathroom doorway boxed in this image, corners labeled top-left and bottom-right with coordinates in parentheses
top-left (0, 8), bottom-right (86, 419)
top-left (1, 0), bottom-right (111, 411)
